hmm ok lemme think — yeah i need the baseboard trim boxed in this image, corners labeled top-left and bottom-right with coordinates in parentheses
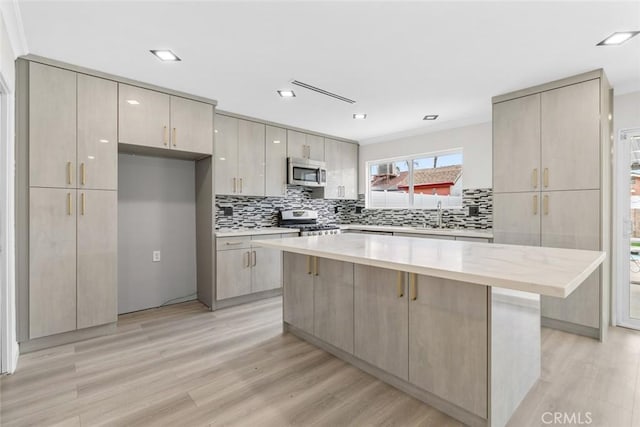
top-left (541, 317), bottom-right (599, 339)
top-left (285, 323), bottom-right (487, 427)
top-left (19, 322), bottom-right (117, 354)
top-left (210, 288), bottom-right (282, 311)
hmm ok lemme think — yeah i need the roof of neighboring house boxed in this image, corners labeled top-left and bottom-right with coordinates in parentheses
top-left (371, 165), bottom-right (462, 191)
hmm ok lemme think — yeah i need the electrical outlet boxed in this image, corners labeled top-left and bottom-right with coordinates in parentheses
top-left (223, 206), bottom-right (233, 217)
top-left (355, 207), bottom-right (363, 214)
top-left (468, 206), bottom-right (479, 217)
top-left (152, 250), bottom-right (161, 262)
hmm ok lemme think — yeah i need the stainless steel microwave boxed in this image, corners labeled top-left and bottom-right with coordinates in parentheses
top-left (288, 157), bottom-right (327, 187)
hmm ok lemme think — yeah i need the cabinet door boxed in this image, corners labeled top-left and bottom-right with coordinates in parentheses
top-left (251, 247), bottom-right (282, 292)
top-left (216, 249), bottom-right (252, 300)
top-left (170, 96), bottom-right (213, 155)
top-left (323, 138), bottom-right (342, 199)
top-left (77, 74), bottom-right (117, 190)
top-left (29, 62), bottom-right (76, 188)
top-left (306, 134), bottom-right (325, 161)
top-left (214, 115), bottom-right (239, 195)
top-left (409, 275), bottom-right (488, 418)
top-left (493, 94), bottom-right (541, 193)
top-left (492, 192), bottom-right (541, 246)
top-left (118, 84), bottom-right (170, 149)
top-left (541, 79), bottom-right (600, 191)
top-left (29, 188), bottom-right (77, 338)
top-left (342, 142), bottom-right (358, 200)
top-left (286, 130), bottom-right (307, 159)
top-left (314, 258), bottom-right (354, 353)
top-left (283, 252), bottom-right (314, 333)
top-left (265, 126), bottom-right (288, 197)
top-left (77, 190), bottom-right (117, 329)
top-left (540, 190), bottom-right (600, 328)
top-left (354, 265), bottom-right (408, 380)
top-left (237, 119), bottom-right (266, 196)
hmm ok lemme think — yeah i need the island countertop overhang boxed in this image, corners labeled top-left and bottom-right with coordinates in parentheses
top-left (252, 234), bottom-right (605, 298)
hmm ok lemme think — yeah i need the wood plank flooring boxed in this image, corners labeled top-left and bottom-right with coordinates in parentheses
top-left (1, 297), bottom-right (640, 426)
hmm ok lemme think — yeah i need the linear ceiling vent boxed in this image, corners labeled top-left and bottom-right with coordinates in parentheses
top-left (291, 80), bottom-right (356, 104)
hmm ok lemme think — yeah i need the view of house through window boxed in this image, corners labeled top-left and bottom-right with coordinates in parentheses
top-left (367, 150), bottom-right (463, 209)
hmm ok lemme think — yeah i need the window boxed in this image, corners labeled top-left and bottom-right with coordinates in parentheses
top-left (367, 150), bottom-right (463, 209)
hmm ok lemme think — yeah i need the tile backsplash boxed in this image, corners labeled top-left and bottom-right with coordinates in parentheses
top-left (215, 187), bottom-right (492, 230)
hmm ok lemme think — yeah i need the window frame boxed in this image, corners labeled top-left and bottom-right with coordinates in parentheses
top-left (365, 148), bottom-right (463, 210)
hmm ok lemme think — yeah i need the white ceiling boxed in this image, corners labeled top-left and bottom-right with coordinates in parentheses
top-left (17, 1), bottom-right (640, 144)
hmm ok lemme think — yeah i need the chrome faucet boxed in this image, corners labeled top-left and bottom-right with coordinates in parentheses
top-left (436, 201), bottom-right (443, 228)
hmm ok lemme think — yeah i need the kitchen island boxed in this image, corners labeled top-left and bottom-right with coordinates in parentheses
top-left (252, 234), bottom-right (605, 427)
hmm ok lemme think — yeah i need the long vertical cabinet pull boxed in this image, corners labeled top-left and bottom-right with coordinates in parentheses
top-left (239, 178), bottom-right (243, 194)
top-left (307, 255), bottom-right (312, 275)
top-left (67, 162), bottom-right (73, 185)
top-left (410, 273), bottom-right (417, 301)
top-left (163, 126), bottom-right (168, 146)
top-left (533, 195), bottom-right (538, 215)
top-left (396, 271), bottom-right (404, 298)
top-left (251, 250), bottom-right (256, 267)
top-left (543, 168), bottom-right (549, 188)
top-left (80, 163), bottom-right (86, 186)
top-left (233, 177), bottom-right (237, 193)
top-left (543, 195), bottom-right (549, 215)
top-left (67, 193), bottom-right (73, 216)
top-left (172, 128), bottom-right (177, 147)
top-left (244, 251), bottom-right (250, 268)
top-left (81, 192), bottom-right (85, 216)
top-left (532, 168), bottom-right (538, 189)
top-left (314, 256), bottom-right (319, 276)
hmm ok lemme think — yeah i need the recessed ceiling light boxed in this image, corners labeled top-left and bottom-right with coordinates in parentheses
top-left (150, 49), bottom-right (181, 61)
top-left (597, 31), bottom-right (640, 46)
top-left (423, 115), bottom-right (439, 120)
top-left (353, 113), bottom-right (367, 120)
top-left (278, 90), bottom-right (296, 98)
top-left (273, 140), bottom-right (281, 144)
top-left (126, 99), bottom-right (140, 105)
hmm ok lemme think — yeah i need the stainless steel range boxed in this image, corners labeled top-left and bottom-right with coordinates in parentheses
top-left (279, 210), bottom-right (341, 236)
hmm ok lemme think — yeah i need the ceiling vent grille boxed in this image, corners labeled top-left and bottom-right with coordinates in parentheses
top-left (291, 80), bottom-right (356, 104)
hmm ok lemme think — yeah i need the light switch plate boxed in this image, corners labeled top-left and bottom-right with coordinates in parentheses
top-left (152, 250), bottom-right (161, 262)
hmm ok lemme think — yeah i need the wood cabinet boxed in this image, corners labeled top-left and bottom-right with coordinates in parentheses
top-left (119, 84), bottom-right (213, 156)
top-left (214, 115), bottom-right (266, 196)
top-left (251, 247), bottom-right (283, 293)
top-left (77, 74), bottom-right (118, 190)
top-left (287, 130), bottom-right (324, 161)
top-left (216, 248), bottom-right (252, 300)
top-left (283, 252), bottom-right (314, 334)
top-left (313, 258), bottom-right (354, 353)
top-left (29, 188), bottom-right (77, 338)
top-left (409, 274), bottom-right (488, 418)
top-left (265, 126), bottom-right (288, 197)
top-left (492, 192), bottom-right (541, 246)
top-left (77, 190), bottom-right (118, 329)
top-left (324, 138), bottom-right (358, 200)
top-left (354, 265), bottom-right (408, 380)
top-left (29, 62), bottom-right (77, 189)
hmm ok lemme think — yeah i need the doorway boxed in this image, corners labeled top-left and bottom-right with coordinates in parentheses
top-left (616, 128), bottom-right (640, 329)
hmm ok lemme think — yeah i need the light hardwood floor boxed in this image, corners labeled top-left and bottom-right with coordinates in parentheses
top-left (1, 297), bottom-right (640, 427)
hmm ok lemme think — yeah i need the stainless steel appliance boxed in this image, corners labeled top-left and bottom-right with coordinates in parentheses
top-left (279, 209), bottom-right (341, 236)
top-left (287, 158), bottom-right (327, 187)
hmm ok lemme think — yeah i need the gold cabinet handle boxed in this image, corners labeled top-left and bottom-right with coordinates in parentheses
top-left (81, 192), bottom-right (85, 216)
top-left (233, 177), bottom-right (237, 193)
top-left (533, 195), bottom-right (538, 215)
top-left (314, 256), bottom-right (319, 276)
top-left (410, 273), bottom-right (417, 301)
top-left (543, 168), bottom-right (549, 188)
top-left (251, 250), bottom-right (257, 267)
top-left (396, 271), bottom-right (404, 298)
top-left (67, 161), bottom-right (73, 185)
top-left (67, 192), bottom-right (72, 216)
top-left (244, 251), bottom-right (250, 268)
top-left (172, 128), bottom-right (177, 147)
top-left (532, 168), bottom-right (538, 189)
top-left (225, 241), bottom-right (243, 246)
top-left (239, 178), bottom-right (243, 194)
top-left (543, 195), bottom-right (549, 215)
top-left (163, 126), bottom-right (168, 146)
top-left (307, 255), bottom-right (312, 275)
top-left (81, 162), bottom-right (86, 186)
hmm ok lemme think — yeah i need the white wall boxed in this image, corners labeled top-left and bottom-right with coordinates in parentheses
top-left (614, 91), bottom-right (640, 134)
top-left (359, 122), bottom-right (492, 194)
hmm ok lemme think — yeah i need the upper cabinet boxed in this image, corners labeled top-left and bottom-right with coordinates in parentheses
top-left (29, 62), bottom-right (77, 189)
top-left (324, 138), bottom-right (358, 200)
top-left (214, 114), bottom-right (266, 196)
top-left (118, 84), bottom-right (213, 156)
top-left (287, 130), bottom-right (325, 161)
top-left (265, 126), bottom-right (288, 197)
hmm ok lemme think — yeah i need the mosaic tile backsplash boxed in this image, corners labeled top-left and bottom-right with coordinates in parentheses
top-left (215, 186), bottom-right (492, 230)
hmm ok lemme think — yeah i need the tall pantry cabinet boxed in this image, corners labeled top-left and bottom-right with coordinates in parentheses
top-left (493, 70), bottom-right (612, 340)
top-left (17, 60), bottom-right (118, 343)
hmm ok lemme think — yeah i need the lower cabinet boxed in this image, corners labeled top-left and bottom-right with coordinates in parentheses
top-left (354, 265), bottom-right (409, 380)
top-left (409, 274), bottom-right (488, 418)
top-left (283, 253), bottom-right (314, 333)
top-left (216, 248), bottom-right (252, 300)
top-left (251, 247), bottom-right (283, 293)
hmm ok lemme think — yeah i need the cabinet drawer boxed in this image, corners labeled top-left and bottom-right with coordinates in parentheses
top-left (216, 236), bottom-right (251, 250)
top-left (251, 233), bottom-right (284, 243)
top-left (455, 237), bottom-right (490, 243)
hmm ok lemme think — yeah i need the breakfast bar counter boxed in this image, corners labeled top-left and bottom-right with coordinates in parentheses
top-left (252, 234), bottom-right (606, 427)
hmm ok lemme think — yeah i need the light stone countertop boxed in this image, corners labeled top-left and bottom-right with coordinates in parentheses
top-left (252, 233), bottom-right (605, 298)
top-left (341, 224), bottom-right (493, 239)
top-left (215, 227), bottom-right (299, 238)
